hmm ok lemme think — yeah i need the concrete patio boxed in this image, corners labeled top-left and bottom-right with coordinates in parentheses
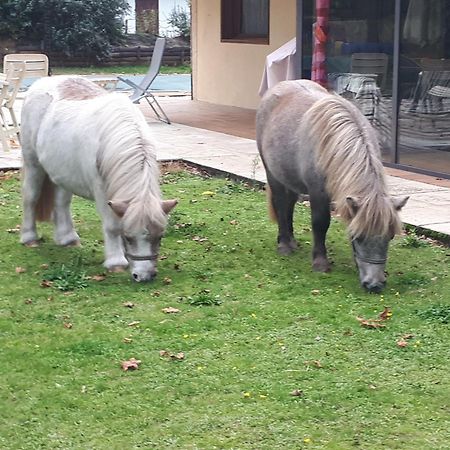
top-left (1, 95), bottom-right (449, 238)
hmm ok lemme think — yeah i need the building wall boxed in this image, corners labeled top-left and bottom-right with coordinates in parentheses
top-left (192, 0), bottom-right (296, 109)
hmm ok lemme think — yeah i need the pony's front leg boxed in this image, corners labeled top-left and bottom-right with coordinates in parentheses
top-left (267, 176), bottom-right (298, 255)
top-left (53, 187), bottom-right (80, 246)
top-left (309, 194), bottom-right (331, 272)
top-left (20, 163), bottom-right (46, 246)
top-left (96, 198), bottom-right (128, 272)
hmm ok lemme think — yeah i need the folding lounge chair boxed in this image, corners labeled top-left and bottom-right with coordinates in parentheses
top-left (118, 37), bottom-right (171, 124)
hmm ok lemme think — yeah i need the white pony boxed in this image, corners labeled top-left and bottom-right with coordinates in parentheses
top-left (20, 76), bottom-right (177, 282)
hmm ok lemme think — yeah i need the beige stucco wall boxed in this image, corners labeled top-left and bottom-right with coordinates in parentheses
top-left (191, 0), bottom-right (296, 109)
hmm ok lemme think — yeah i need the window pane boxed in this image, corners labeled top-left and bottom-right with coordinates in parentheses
top-left (397, 0), bottom-right (450, 175)
top-left (241, 0), bottom-right (269, 36)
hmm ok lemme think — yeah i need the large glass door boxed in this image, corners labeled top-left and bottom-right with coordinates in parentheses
top-left (397, 0), bottom-right (450, 175)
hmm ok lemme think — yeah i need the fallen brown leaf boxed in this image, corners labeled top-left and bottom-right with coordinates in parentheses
top-left (91, 274), bottom-right (106, 281)
top-left (378, 307), bottom-right (393, 320)
top-left (152, 291), bottom-right (161, 297)
top-left (159, 350), bottom-right (185, 360)
top-left (40, 280), bottom-right (53, 288)
top-left (397, 333), bottom-right (414, 348)
top-left (229, 219), bottom-right (238, 225)
top-left (63, 322), bottom-right (73, 329)
top-left (15, 267), bottom-right (26, 274)
top-left (123, 337), bottom-right (133, 344)
top-left (127, 321), bottom-right (140, 327)
top-left (290, 389), bottom-right (304, 397)
top-left (356, 317), bottom-right (386, 329)
top-left (163, 277), bottom-right (172, 285)
top-left (24, 298), bottom-right (33, 304)
top-left (162, 307), bottom-right (180, 314)
top-left (311, 289), bottom-right (321, 295)
top-left (40, 264), bottom-right (49, 270)
top-left (122, 301), bottom-right (135, 308)
top-left (121, 358), bottom-right (141, 371)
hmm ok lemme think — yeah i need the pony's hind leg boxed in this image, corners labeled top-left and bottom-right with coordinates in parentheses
top-left (21, 164), bottom-right (48, 246)
top-left (267, 175), bottom-right (298, 255)
top-left (53, 187), bottom-right (80, 247)
top-left (309, 193), bottom-right (331, 272)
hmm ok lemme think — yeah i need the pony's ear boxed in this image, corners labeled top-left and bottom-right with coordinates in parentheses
top-left (162, 199), bottom-right (178, 215)
top-left (108, 200), bottom-right (129, 217)
top-left (392, 196), bottom-right (409, 211)
top-left (346, 197), bottom-right (359, 216)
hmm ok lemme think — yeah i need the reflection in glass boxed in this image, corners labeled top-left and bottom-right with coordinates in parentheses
top-left (398, 0), bottom-right (450, 174)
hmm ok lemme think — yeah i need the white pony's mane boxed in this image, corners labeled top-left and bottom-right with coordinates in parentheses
top-left (91, 94), bottom-right (166, 233)
top-left (304, 94), bottom-right (401, 238)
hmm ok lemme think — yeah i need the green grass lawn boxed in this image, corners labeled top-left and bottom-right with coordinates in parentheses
top-left (1, 168), bottom-right (449, 449)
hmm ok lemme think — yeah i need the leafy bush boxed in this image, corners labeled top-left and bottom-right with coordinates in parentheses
top-left (0, 0), bottom-right (129, 62)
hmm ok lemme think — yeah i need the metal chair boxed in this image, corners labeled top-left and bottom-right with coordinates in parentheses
top-left (118, 37), bottom-right (171, 124)
top-left (351, 53), bottom-right (389, 91)
top-left (0, 61), bottom-right (26, 151)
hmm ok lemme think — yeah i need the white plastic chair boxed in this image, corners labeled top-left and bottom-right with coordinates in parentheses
top-left (0, 61), bottom-right (26, 151)
top-left (118, 38), bottom-right (171, 124)
top-left (3, 53), bottom-right (49, 79)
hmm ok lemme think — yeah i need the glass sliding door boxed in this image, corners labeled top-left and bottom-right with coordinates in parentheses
top-left (397, 0), bottom-right (450, 175)
top-left (302, 0), bottom-right (396, 159)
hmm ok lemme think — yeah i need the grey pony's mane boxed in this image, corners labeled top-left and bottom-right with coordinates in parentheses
top-left (94, 94), bottom-right (166, 233)
top-left (304, 94), bottom-right (401, 238)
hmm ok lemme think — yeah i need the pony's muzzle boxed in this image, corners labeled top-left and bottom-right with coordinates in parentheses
top-left (132, 269), bottom-right (157, 282)
top-left (362, 280), bottom-right (386, 293)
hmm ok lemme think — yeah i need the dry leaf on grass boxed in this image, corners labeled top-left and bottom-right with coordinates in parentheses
top-left (397, 333), bottom-right (414, 348)
top-left (122, 301), bottom-right (135, 308)
top-left (357, 307), bottom-right (393, 329)
top-left (162, 307), bottom-right (180, 314)
top-left (127, 321), bottom-right (140, 327)
top-left (290, 389), bottom-right (304, 397)
top-left (121, 358), bottom-right (141, 371)
top-left (40, 280), bottom-right (53, 288)
top-left (15, 267), bottom-right (26, 274)
top-left (229, 220), bottom-right (239, 225)
top-left (123, 337), bottom-right (133, 344)
top-left (63, 322), bottom-right (73, 329)
top-left (378, 307), bottom-right (393, 320)
top-left (159, 350), bottom-right (185, 360)
top-left (163, 277), bottom-right (172, 285)
top-left (91, 274), bottom-right (106, 281)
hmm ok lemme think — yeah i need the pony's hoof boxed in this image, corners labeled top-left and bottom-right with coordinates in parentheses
top-left (108, 266), bottom-right (127, 273)
top-left (64, 240), bottom-right (81, 248)
top-left (313, 259), bottom-right (331, 273)
top-left (277, 243), bottom-right (294, 256)
top-left (23, 240), bottom-right (40, 248)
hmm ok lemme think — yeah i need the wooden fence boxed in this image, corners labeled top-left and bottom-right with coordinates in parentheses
top-left (4, 43), bottom-right (190, 67)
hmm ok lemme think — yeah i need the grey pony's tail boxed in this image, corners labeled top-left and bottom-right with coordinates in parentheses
top-left (265, 184), bottom-right (278, 223)
top-left (35, 172), bottom-right (55, 222)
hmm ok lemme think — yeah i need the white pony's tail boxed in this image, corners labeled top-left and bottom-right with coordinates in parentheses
top-left (35, 173), bottom-right (55, 222)
top-left (266, 184), bottom-right (278, 223)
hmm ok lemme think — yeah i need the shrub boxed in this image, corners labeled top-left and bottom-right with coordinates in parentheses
top-left (0, 0), bottom-right (129, 62)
